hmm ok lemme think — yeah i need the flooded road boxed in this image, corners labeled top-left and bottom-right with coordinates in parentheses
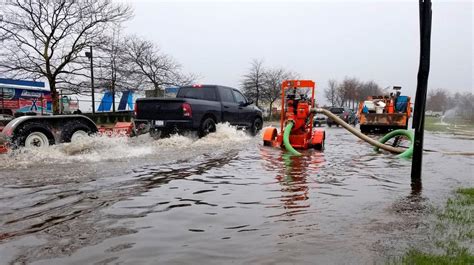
top-left (0, 124), bottom-right (473, 264)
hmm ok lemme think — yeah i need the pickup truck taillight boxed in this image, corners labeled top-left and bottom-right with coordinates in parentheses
top-left (133, 103), bottom-right (137, 117)
top-left (182, 103), bottom-right (192, 117)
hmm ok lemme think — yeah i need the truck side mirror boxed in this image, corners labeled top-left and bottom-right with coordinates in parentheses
top-left (247, 99), bottom-right (254, 105)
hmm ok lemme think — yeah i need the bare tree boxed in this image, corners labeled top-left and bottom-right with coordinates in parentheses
top-left (122, 36), bottom-right (196, 95)
top-left (0, 0), bottom-right (132, 113)
top-left (358, 80), bottom-right (382, 101)
top-left (261, 68), bottom-right (297, 119)
top-left (94, 25), bottom-right (143, 112)
top-left (241, 59), bottom-right (265, 107)
top-left (426, 88), bottom-right (450, 112)
top-left (337, 77), bottom-right (361, 109)
top-left (324, 79), bottom-right (339, 106)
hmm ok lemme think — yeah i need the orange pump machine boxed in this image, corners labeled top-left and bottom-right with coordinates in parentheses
top-left (263, 80), bottom-right (325, 151)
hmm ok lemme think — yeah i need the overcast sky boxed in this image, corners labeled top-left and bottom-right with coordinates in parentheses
top-left (124, 0), bottom-right (472, 103)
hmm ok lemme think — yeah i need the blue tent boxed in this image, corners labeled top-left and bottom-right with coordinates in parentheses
top-left (118, 91), bottom-right (134, 111)
top-left (97, 91), bottom-right (113, 112)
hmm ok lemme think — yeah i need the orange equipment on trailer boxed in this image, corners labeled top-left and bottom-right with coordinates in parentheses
top-left (262, 80), bottom-right (325, 153)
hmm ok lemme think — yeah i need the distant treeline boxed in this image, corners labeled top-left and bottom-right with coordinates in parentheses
top-left (324, 77), bottom-right (384, 109)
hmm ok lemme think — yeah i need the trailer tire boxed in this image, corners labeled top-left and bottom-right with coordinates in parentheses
top-left (14, 123), bottom-right (54, 148)
top-left (61, 121), bottom-right (94, 143)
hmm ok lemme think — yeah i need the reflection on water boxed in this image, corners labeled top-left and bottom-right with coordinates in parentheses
top-left (261, 148), bottom-right (325, 214)
top-left (0, 126), bottom-right (472, 264)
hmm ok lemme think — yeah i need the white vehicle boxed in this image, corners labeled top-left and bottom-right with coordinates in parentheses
top-left (425, 110), bottom-right (443, 117)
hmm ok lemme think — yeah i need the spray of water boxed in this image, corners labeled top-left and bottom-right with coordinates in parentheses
top-left (0, 123), bottom-right (253, 168)
top-left (438, 107), bottom-right (457, 125)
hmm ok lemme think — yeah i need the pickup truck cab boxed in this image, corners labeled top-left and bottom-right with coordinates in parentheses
top-left (135, 85), bottom-right (263, 138)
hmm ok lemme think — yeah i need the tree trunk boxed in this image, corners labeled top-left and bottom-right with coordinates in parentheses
top-left (256, 87), bottom-right (259, 107)
top-left (112, 85), bottom-right (116, 113)
top-left (269, 101), bottom-right (273, 120)
top-left (50, 81), bottom-right (60, 115)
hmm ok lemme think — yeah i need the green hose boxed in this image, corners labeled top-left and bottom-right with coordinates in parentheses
top-left (283, 121), bottom-right (302, 156)
top-left (375, 129), bottom-right (414, 158)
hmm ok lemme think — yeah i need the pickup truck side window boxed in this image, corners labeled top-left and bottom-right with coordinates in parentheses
top-left (220, 88), bottom-right (236, 103)
top-left (232, 90), bottom-right (247, 105)
top-left (201, 87), bottom-right (217, 101)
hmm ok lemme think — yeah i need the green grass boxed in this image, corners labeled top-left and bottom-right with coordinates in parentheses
top-left (424, 116), bottom-right (474, 133)
top-left (457, 188), bottom-right (474, 197)
top-left (392, 187), bottom-right (474, 265)
top-left (399, 248), bottom-right (474, 265)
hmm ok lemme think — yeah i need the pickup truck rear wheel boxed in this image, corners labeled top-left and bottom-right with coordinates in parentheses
top-left (150, 129), bottom-right (161, 140)
top-left (199, 117), bottom-right (216, 137)
top-left (250, 117), bottom-right (263, 136)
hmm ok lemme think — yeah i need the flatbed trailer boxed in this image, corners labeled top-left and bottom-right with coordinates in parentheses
top-left (0, 115), bottom-right (134, 152)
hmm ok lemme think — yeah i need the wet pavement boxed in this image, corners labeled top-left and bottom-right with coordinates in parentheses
top-left (0, 124), bottom-right (473, 264)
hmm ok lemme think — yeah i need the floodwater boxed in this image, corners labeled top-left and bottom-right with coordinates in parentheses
top-left (0, 124), bottom-right (472, 264)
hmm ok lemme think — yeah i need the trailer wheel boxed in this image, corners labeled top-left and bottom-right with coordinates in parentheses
top-left (14, 123), bottom-right (54, 148)
top-left (25, 131), bottom-right (50, 148)
top-left (61, 121), bottom-right (94, 143)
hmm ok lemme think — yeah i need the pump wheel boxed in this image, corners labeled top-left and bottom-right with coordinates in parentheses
top-left (263, 127), bottom-right (277, 146)
top-left (311, 131), bottom-right (325, 151)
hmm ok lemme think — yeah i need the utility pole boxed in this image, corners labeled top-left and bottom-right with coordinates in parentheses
top-left (411, 0), bottom-right (432, 191)
top-left (85, 46), bottom-right (96, 114)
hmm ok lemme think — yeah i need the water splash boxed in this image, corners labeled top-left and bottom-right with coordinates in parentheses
top-left (0, 123), bottom-right (252, 168)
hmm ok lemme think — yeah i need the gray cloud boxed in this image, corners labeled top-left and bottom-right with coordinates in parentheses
top-left (125, 1), bottom-right (473, 103)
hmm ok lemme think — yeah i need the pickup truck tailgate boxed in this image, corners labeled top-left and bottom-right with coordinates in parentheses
top-left (136, 98), bottom-right (186, 120)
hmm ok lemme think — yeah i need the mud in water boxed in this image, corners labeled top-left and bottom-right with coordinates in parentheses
top-left (0, 124), bottom-right (472, 264)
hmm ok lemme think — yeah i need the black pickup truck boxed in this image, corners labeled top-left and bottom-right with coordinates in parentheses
top-left (135, 85), bottom-right (263, 138)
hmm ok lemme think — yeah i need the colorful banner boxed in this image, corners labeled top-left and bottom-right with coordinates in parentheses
top-left (0, 86), bottom-right (52, 114)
